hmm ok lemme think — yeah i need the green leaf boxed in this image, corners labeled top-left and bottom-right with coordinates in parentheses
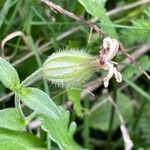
top-left (0, 57), bottom-right (20, 91)
top-left (78, 0), bottom-right (118, 38)
top-left (40, 107), bottom-right (87, 150)
top-left (0, 127), bottom-right (46, 150)
top-left (67, 88), bottom-right (83, 117)
top-left (0, 108), bottom-right (26, 130)
top-left (90, 92), bottom-right (133, 131)
top-left (17, 87), bottom-right (61, 119)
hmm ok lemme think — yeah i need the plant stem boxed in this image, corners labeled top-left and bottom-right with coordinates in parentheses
top-left (47, 134), bottom-right (51, 150)
top-left (26, 36), bottom-right (50, 95)
top-left (26, 112), bottom-right (38, 123)
top-left (15, 94), bottom-right (25, 119)
top-left (20, 68), bottom-right (43, 87)
top-left (26, 36), bottom-right (52, 148)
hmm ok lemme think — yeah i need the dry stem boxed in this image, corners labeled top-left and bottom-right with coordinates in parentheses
top-left (41, 0), bottom-right (106, 37)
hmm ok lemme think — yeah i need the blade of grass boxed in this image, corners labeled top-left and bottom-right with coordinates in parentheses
top-left (123, 77), bottom-right (150, 101)
top-left (0, 0), bottom-right (12, 28)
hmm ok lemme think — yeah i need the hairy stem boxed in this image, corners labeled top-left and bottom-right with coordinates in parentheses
top-left (20, 68), bottom-right (43, 87)
top-left (15, 94), bottom-right (25, 119)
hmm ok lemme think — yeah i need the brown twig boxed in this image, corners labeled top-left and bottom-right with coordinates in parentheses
top-left (41, 0), bottom-right (106, 37)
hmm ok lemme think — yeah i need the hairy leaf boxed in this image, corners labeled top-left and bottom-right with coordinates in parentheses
top-left (18, 87), bottom-right (61, 119)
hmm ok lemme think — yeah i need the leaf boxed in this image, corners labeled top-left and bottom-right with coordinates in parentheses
top-left (0, 57), bottom-right (20, 91)
top-left (78, 0), bottom-right (118, 38)
top-left (17, 87), bottom-right (61, 119)
top-left (40, 107), bottom-right (87, 150)
top-left (0, 127), bottom-right (46, 150)
top-left (0, 108), bottom-right (26, 130)
top-left (67, 88), bottom-right (83, 117)
top-left (90, 92), bottom-right (133, 131)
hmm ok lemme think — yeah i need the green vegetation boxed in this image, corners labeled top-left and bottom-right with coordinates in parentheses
top-left (0, 0), bottom-right (150, 150)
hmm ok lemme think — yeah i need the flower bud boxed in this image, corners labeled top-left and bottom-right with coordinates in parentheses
top-left (42, 50), bottom-right (98, 87)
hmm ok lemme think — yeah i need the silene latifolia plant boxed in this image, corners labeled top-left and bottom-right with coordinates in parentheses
top-left (0, 37), bottom-right (122, 150)
top-left (43, 37), bottom-right (122, 88)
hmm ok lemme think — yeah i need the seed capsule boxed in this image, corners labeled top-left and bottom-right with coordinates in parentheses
top-left (42, 50), bottom-right (98, 87)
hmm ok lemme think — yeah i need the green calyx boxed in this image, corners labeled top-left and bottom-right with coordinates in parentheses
top-left (42, 50), bottom-right (99, 88)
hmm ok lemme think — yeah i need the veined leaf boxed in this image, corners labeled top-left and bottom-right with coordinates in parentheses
top-left (17, 87), bottom-right (61, 119)
top-left (0, 108), bottom-right (26, 130)
top-left (0, 57), bottom-right (20, 91)
top-left (78, 0), bottom-right (118, 38)
top-left (0, 127), bottom-right (46, 150)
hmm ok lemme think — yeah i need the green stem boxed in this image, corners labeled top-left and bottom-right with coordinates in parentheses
top-left (15, 94), bottom-right (25, 119)
top-left (26, 112), bottom-right (38, 123)
top-left (15, 68), bottom-right (43, 120)
top-left (20, 68), bottom-right (43, 87)
top-left (26, 36), bottom-right (51, 148)
top-left (26, 36), bottom-right (50, 95)
top-left (47, 134), bottom-right (51, 150)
